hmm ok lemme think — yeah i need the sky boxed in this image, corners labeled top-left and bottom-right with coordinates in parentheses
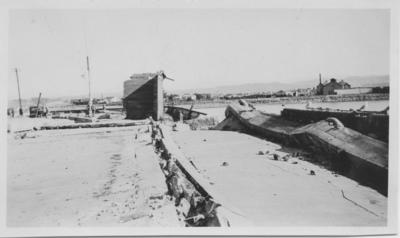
top-left (8, 9), bottom-right (390, 100)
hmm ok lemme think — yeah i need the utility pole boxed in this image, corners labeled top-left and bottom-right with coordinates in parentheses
top-left (35, 92), bottom-right (42, 118)
top-left (86, 56), bottom-right (93, 118)
top-left (15, 68), bottom-right (23, 116)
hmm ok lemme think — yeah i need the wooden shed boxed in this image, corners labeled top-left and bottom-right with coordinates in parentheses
top-left (123, 72), bottom-right (164, 120)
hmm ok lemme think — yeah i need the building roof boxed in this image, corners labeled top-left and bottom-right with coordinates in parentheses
top-left (123, 73), bottom-right (159, 98)
top-left (129, 73), bottom-right (157, 80)
top-left (339, 80), bottom-right (350, 86)
top-left (321, 78), bottom-right (350, 87)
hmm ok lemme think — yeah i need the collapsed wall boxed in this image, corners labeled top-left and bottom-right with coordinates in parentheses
top-left (281, 108), bottom-right (389, 142)
top-left (215, 101), bottom-right (388, 195)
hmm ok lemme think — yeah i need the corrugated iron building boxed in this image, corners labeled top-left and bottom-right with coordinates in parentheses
top-left (123, 72), bottom-right (164, 120)
top-left (316, 78), bottom-right (351, 95)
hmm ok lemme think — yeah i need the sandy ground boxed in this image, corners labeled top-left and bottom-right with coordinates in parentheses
top-left (7, 126), bottom-right (181, 227)
top-left (170, 129), bottom-right (387, 226)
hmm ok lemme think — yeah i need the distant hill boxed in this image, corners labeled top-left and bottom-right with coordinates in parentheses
top-left (342, 75), bottom-right (390, 88)
top-left (168, 75), bottom-right (390, 95)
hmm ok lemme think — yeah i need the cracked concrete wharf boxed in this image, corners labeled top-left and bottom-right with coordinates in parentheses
top-left (169, 129), bottom-right (387, 226)
top-left (7, 126), bottom-right (181, 227)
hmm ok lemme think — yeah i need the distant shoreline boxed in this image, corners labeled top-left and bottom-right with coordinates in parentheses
top-left (175, 93), bottom-right (389, 109)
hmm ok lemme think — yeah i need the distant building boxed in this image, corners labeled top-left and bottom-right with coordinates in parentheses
top-left (286, 90), bottom-right (296, 97)
top-left (122, 72), bottom-right (164, 120)
top-left (166, 94), bottom-right (181, 101)
top-left (181, 94), bottom-right (197, 101)
top-left (194, 93), bottom-right (212, 100)
top-left (106, 96), bottom-right (121, 103)
top-left (274, 90), bottom-right (288, 97)
top-left (371, 86), bottom-right (390, 94)
top-left (104, 96), bottom-right (122, 106)
top-left (71, 98), bottom-right (90, 105)
top-left (316, 74), bottom-right (351, 95)
top-left (294, 88), bottom-right (313, 97)
top-left (334, 87), bottom-right (373, 95)
top-left (71, 98), bottom-right (108, 105)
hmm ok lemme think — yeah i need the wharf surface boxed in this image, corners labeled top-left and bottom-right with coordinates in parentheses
top-left (7, 126), bottom-right (180, 227)
top-left (168, 128), bottom-right (387, 226)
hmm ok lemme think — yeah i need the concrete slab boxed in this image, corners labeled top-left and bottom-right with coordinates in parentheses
top-left (170, 129), bottom-right (387, 226)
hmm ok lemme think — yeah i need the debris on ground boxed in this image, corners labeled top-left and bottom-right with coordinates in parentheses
top-left (186, 116), bottom-right (219, 130)
top-left (221, 162), bottom-right (229, 166)
top-left (282, 155), bottom-right (290, 161)
top-left (273, 154), bottom-right (280, 160)
top-left (15, 132), bottom-right (37, 140)
top-left (149, 194), bottom-right (164, 200)
top-left (97, 113), bottom-right (111, 120)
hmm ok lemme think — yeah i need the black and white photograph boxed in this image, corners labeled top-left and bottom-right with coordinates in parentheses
top-left (1, 0), bottom-right (398, 236)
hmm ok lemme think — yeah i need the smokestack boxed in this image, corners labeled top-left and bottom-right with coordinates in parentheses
top-left (319, 73), bottom-right (322, 84)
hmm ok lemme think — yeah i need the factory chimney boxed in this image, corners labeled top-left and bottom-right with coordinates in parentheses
top-left (319, 73), bottom-right (322, 84)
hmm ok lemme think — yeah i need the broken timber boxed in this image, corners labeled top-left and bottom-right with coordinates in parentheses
top-left (40, 120), bottom-right (149, 130)
top-left (164, 105), bottom-right (207, 121)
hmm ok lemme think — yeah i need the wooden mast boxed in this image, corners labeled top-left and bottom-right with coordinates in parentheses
top-left (35, 92), bottom-right (42, 118)
top-left (15, 68), bottom-right (23, 116)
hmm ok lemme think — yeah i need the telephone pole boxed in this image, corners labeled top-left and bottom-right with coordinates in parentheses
top-left (35, 92), bottom-right (42, 118)
top-left (15, 68), bottom-right (23, 116)
top-left (86, 56), bottom-right (93, 117)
